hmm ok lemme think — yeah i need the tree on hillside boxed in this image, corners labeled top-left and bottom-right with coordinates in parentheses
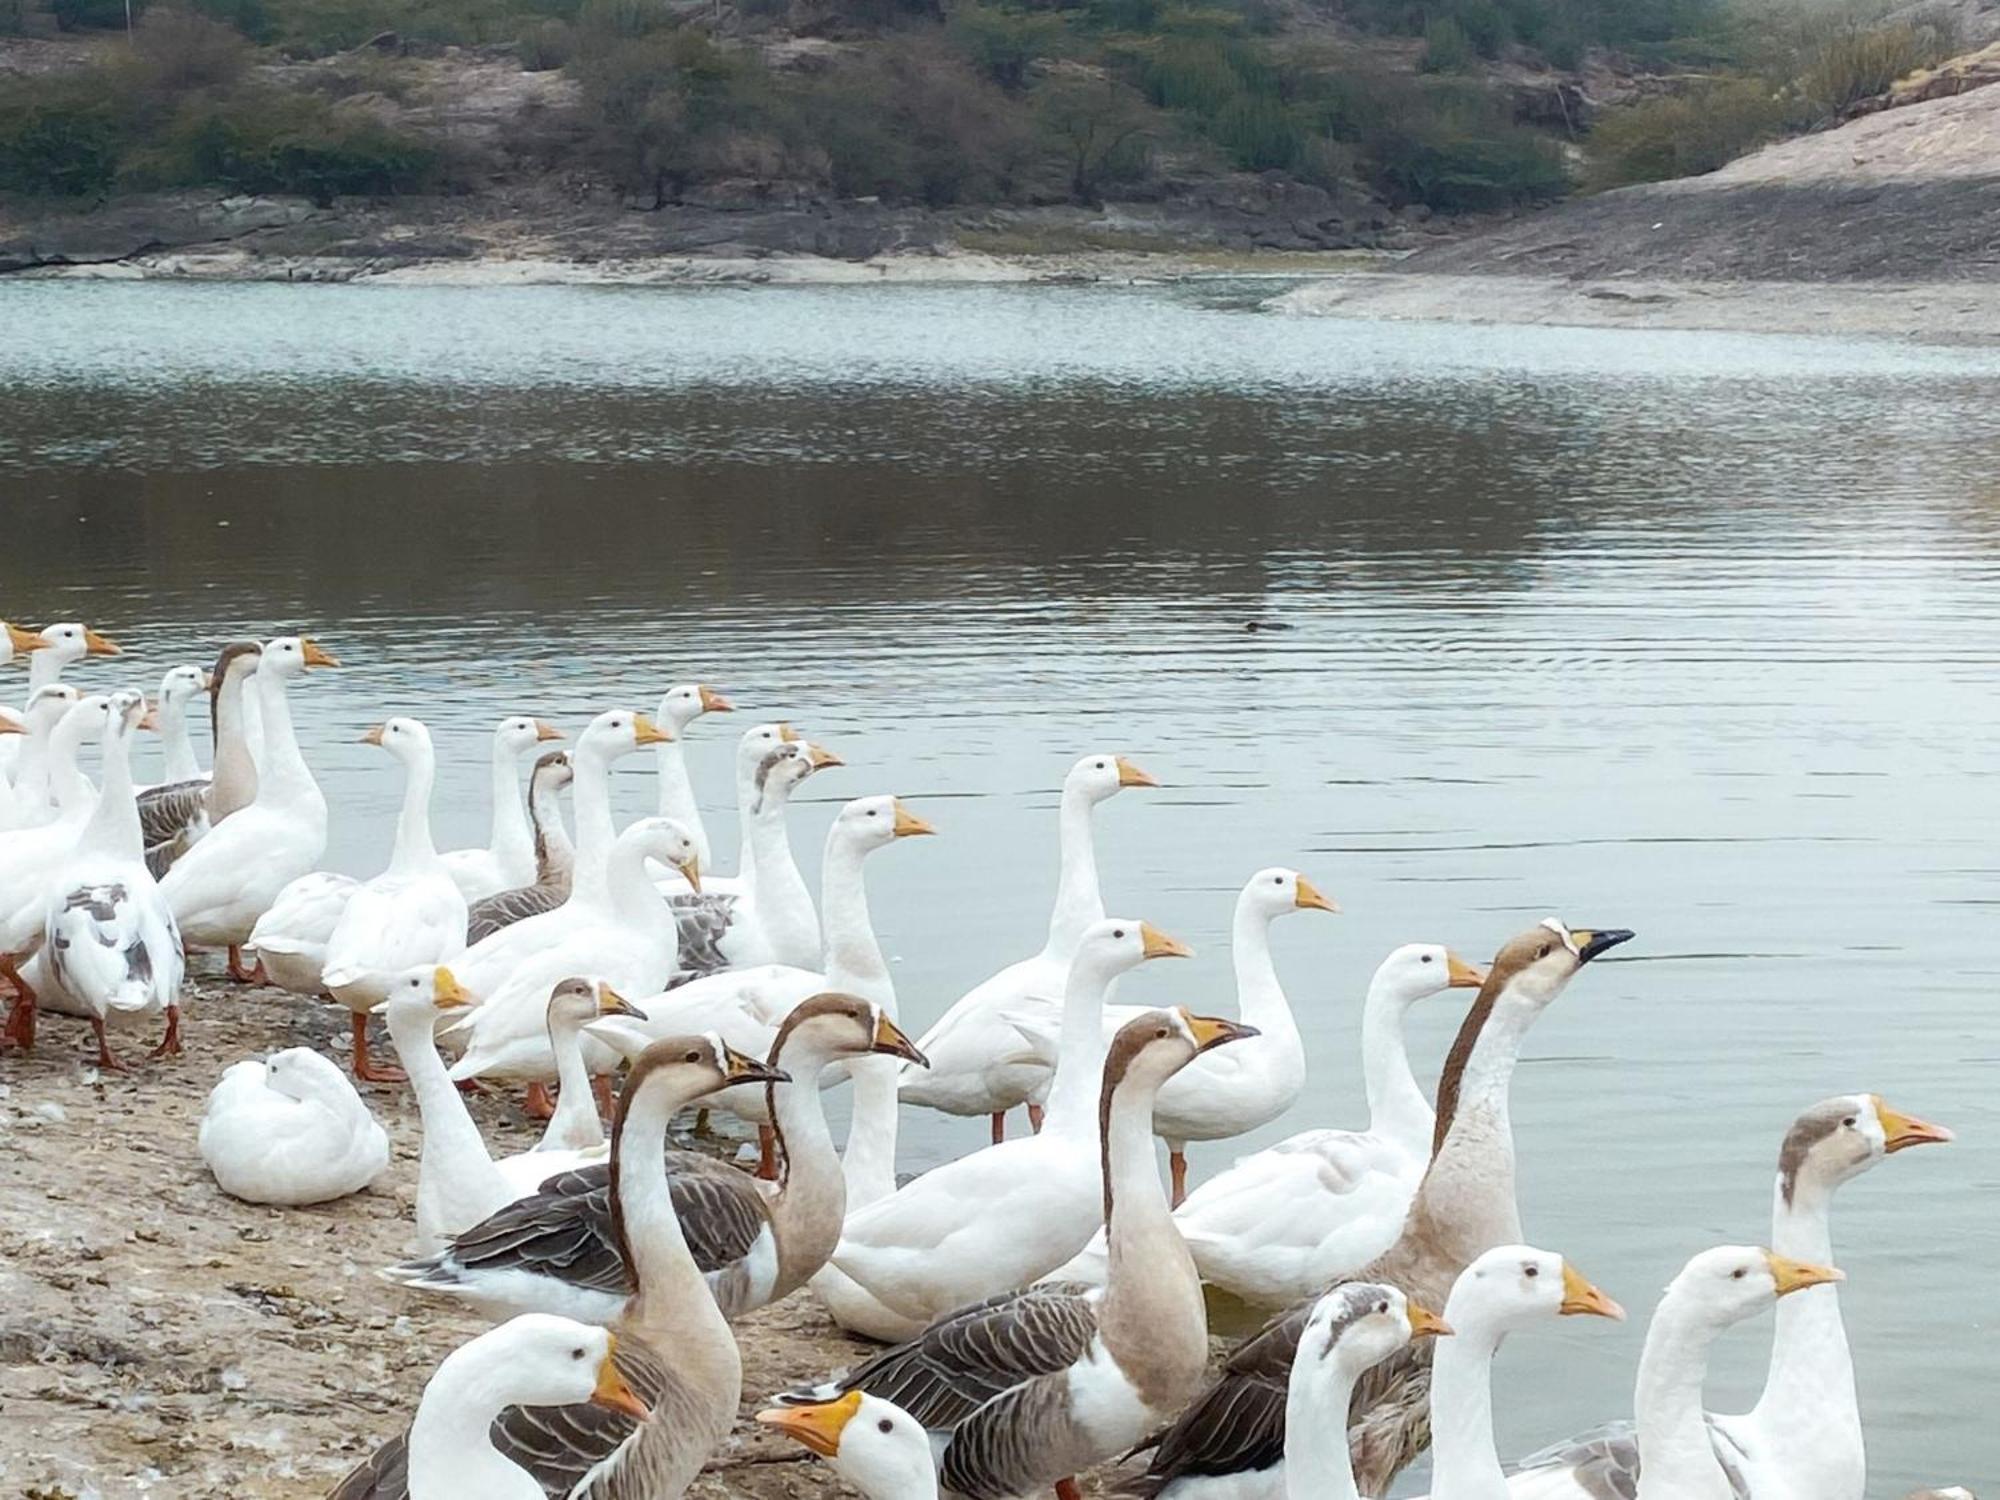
top-left (1031, 71), bottom-right (1150, 204)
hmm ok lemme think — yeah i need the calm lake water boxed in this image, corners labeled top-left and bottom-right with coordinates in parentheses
top-left (3, 280), bottom-right (1997, 1493)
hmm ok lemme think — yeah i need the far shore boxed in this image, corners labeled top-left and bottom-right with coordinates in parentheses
top-left (12, 247), bottom-right (2000, 344)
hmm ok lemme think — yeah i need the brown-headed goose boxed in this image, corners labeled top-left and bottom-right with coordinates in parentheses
top-left (464, 748), bottom-right (574, 943)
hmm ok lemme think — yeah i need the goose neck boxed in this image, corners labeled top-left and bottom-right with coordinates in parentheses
top-left (208, 668), bottom-right (258, 819)
top-left (388, 746), bottom-right (440, 872)
top-left (486, 737), bottom-right (533, 872)
top-left (27, 650), bottom-right (63, 692)
top-left (1284, 1363), bottom-right (1366, 1500)
top-left (529, 776), bottom-right (574, 882)
top-left (1753, 1176), bottom-right (1855, 1437)
top-left (159, 701), bottom-right (199, 782)
top-left (1229, 897), bottom-right (1292, 1036)
top-left (566, 744), bottom-right (617, 904)
top-left (1042, 782), bottom-right (1104, 959)
top-left (612, 1081), bottom-right (720, 1330)
top-left (254, 668), bottom-right (317, 808)
top-left (749, 780), bottom-right (817, 965)
top-left (1428, 1318), bottom-right (1508, 1500)
top-left (768, 1036), bottom-right (846, 1286)
top-left (654, 735), bottom-right (710, 869)
top-left (81, 725), bottom-right (142, 858)
top-left (820, 831), bottom-right (884, 989)
top-left (838, 1054), bottom-right (901, 1210)
top-left (407, 1347), bottom-right (539, 1499)
top-left (542, 1017), bottom-right (604, 1150)
top-left (388, 1006), bottom-right (507, 1203)
top-left (1039, 955), bottom-right (1118, 1136)
top-left (1360, 979), bottom-right (1432, 1159)
top-left (1634, 1297), bottom-right (1733, 1500)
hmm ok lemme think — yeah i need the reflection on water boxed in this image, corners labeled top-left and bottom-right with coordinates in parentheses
top-left (4, 281), bottom-right (1999, 1493)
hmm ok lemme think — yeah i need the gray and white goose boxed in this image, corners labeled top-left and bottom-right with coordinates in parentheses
top-left (465, 749), bottom-right (575, 944)
top-left (138, 641), bottom-right (261, 878)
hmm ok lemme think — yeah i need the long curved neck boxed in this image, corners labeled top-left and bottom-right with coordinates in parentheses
top-left (254, 669), bottom-right (316, 808)
top-left (750, 783), bottom-right (817, 964)
top-left (567, 746), bottom-right (618, 905)
top-left (614, 1085), bottom-right (728, 1343)
top-left (1428, 1316), bottom-right (1508, 1500)
top-left (1752, 1173), bottom-right (1855, 1448)
top-left (820, 832), bottom-right (882, 989)
top-left (1101, 1068), bottom-right (1195, 1314)
top-left (769, 1037), bottom-right (846, 1291)
top-left (733, 750), bottom-right (760, 887)
top-left (529, 777), bottom-right (574, 883)
top-left (27, 649), bottom-right (67, 692)
top-left (81, 727), bottom-right (142, 858)
top-left (840, 1055), bottom-right (901, 1208)
top-left (607, 837), bottom-right (671, 930)
top-left (1361, 981), bottom-right (1432, 1158)
top-left (46, 719), bottom-right (94, 816)
top-left (655, 733), bottom-right (710, 868)
top-left (159, 701), bottom-right (199, 781)
top-left (407, 1349), bottom-right (544, 1500)
top-left (208, 669), bottom-right (257, 819)
top-left (1041, 956), bottom-right (1118, 1137)
top-left (1635, 1298), bottom-right (1733, 1500)
top-left (1285, 1363), bottom-right (1366, 1500)
top-left (13, 718), bottom-right (53, 804)
top-left (1230, 899), bottom-right (1292, 1036)
top-left (1041, 783), bottom-right (1103, 959)
top-left (541, 1017), bottom-right (604, 1150)
top-left (486, 738), bottom-right (532, 872)
top-left (387, 1006), bottom-right (508, 1202)
top-left (388, 748), bottom-right (440, 872)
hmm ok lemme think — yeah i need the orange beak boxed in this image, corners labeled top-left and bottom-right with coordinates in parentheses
top-left (83, 627), bottom-right (121, 657)
top-left (589, 1337), bottom-right (651, 1422)
top-left (1115, 756), bottom-right (1159, 788)
top-left (777, 723), bottom-right (800, 743)
top-left (5, 623), bottom-right (45, 654)
top-left (534, 720), bottom-right (565, 742)
top-left (1446, 952), bottom-right (1487, 989)
top-left (300, 639), bottom-right (340, 668)
top-left (359, 723), bottom-right (387, 746)
top-left (1559, 1261), bottom-right (1626, 1321)
top-left (891, 800), bottom-right (936, 837)
top-left (1293, 875), bottom-right (1339, 913)
top-left (1873, 1097), bottom-right (1953, 1153)
top-left (136, 700), bottom-right (161, 733)
top-left (755, 1391), bottom-right (860, 1458)
top-left (807, 743), bottom-right (843, 771)
top-left (632, 713), bottom-right (671, 746)
top-left (1140, 923), bottom-right (1194, 960)
top-left (699, 686), bottom-right (733, 713)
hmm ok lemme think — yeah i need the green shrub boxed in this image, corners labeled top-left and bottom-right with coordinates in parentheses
top-left (1451, 0), bottom-right (1508, 57)
top-left (517, 16), bottom-right (573, 67)
top-left (1418, 17), bottom-right (1473, 72)
top-left (1796, 21), bottom-right (1951, 119)
top-left (187, 0), bottom-right (273, 39)
top-left (947, 2), bottom-right (1066, 91)
top-left (1030, 70), bottom-right (1151, 202)
top-left (133, 7), bottom-right (253, 92)
top-left (140, 90), bottom-right (434, 201)
top-left (1583, 78), bottom-right (1788, 188)
top-left (0, 85), bottom-right (122, 195)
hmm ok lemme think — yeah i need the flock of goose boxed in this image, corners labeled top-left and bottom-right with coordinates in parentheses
top-left (0, 620), bottom-right (1973, 1500)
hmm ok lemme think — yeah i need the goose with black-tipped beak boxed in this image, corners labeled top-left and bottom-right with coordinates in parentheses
top-left (388, 991), bottom-right (928, 1323)
top-left (139, 641), bottom-right (261, 878)
top-left (1130, 919), bottom-right (1634, 1500)
top-left (1087, 941), bottom-right (1485, 1305)
top-left (782, 1006), bottom-right (1257, 1500)
top-left (438, 715), bottom-right (566, 902)
top-left (818, 917), bottom-right (1194, 1343)
top-left (333, 1034), bottom-right (786, 1500)
top-left (159, 635), bottom-right (340, 984)
top-left (1506, 1093), bottom-right (1952, 1500)
top-left (321, 717), bottom-right (470, 1081)
top-left (900, 753), bottom-right (1158, 1142)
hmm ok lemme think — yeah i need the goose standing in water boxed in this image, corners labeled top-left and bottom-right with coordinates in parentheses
top-left (334, 1035), bottom-right (786, 1500)
top-left (321, 717), bottom-right (471, 1082)
top-left (439, 715), bottom-right (565, 903)
top-left (782, 1007), bottom-right (1257, 1500)
top-left (139, 641), bottom-right (261, 878)
top-left (1131, 920), bottom-right (1634, 1500)
top-left (159, 636), bottom-right (339, 983)
top-left (1506, 1094), bottom-right (1952, 1500)
top-left (902, 752), bottom-right (1157, 1142)
top-left (465, 749), bottom-right (574, 943)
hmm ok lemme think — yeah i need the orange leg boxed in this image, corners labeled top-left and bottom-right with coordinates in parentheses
top-left (991, 1110), bottom-right (1007, 1145)
top-left (523, 1081), bottom-right (556, 1120)
top-left (1, 955), bottom-right (36, 1051)
top-left (90, 1017), bottom-right (128, 1072)
top-left (1056, 1479), bottom-right (1082, 1500)
top-left (1027, 1103), bottom-right (1045, 1134)
top-left (1170, 1149), bottom-right (1189, 1210)
top-left (351, 1014), bottom-right (406, 1084)
top-left (756, 1124), bottom-right (778, 1181)
top-left (147, 1004), bottom-right (183, 1060)
top-left (226, 945), bottom-right (268, 985)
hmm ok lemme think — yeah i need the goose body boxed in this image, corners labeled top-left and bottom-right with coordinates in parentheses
top-left (0, 692), bottom-right (106, 958)
top-left (439, 716), bottom-right (564, 903)
top-left (245, 870), bottom-right (359, 995)
top-left (199, 1046), bottom-right (390, 1204)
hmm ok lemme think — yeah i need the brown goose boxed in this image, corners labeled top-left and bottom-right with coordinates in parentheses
top-left (332, 1033), bottom-right (785, 1500)
top-left (139, 641), bottom-right (261, 879)
top-left (1127, 919), bottom-right (1633, 1500)
top-left (779, 1007), bottom-right (1257, 1500)
top-left (466, 750), bottom-right (575, 944)
top-left (384, 992), bottom-right (927, 1323)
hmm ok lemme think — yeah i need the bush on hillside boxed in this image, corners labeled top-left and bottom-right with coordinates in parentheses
top-left (1582, 78), bottom-right (1788, 189)
top-left (947, 1), bottom-right (1067, 91)
top-left (0, 82), bottom-right (123, 195)
top-left (1795, 19), bottom-right (1955, 120)
top-left (1418, 17), bottom-right (1474, 72)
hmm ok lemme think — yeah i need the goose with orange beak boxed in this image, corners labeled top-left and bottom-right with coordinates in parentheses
top-left (817, 918), bottom-right (1196, 1342)
top-left (651, 681), bottom-right (734, 873)
top-left (439, 715), bottom-right (568, 903)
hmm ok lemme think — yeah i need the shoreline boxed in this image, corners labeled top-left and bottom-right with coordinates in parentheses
top-left (11, 248), bottom-right (1999, 343)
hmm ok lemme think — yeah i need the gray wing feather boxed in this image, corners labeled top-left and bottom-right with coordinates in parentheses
top-left (1505, 1416), bottom-right (1752, 1500)
top-left (137, 778), bottom-right (207, 850)
top-left (466, 882), bottom-right (563, 945)
top-left (940, 1371), bottom-right (1076, 1500)
top-left (669, 894), bottom-right (735, 976)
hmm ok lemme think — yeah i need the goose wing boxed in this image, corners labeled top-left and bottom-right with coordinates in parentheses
top-left (466, 882), bottom-right (564, 946)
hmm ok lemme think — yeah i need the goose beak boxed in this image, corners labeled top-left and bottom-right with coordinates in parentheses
top-left (756, 1391), bottom-right (861, 1458)
top-left (699, 686), bottom-right (733, 713)
top-left (1178, 1009), bottom-right (1258, 1052)
top-left (677, 854), bottom-right (701, 894)
top-left (872, 1011), bottom-right (928, 1066)
top-left (83, 627), bottom-right (121, 657)
top-left (300, 639), bottom-right (340, 668)
top-left (807, 743), bottom-right (843, 771)
top-left (534, 720), bottom-right (565, 742)
top-left (891, 800), bottom-right (935, 837)
top-left (5, 623), bottom-right (45, 654)
top-left (359, 723), bottom-right (387, 746)
top-left (721, 1045), bottom-right (789, 1087)
top-left (1293, 876), bottom-right (1339, 914)
top-left (136, 700), bottom-right (160, 733)
top-left (1765, 1252), bottom-right (1843, 1297)
top-left (0, 719), bottom-right (22, 736)
top-left (431, 966), bottom-right (474, 1010)
top-left (1559, 1262), bottom-right (1626, 1321)
top-left (632, 713), bottom-right (671, 746)
top-left (1446, 952), bottom-right (1487, 989)
top-left (1571, 928), bottom-right (1634, 964)
top-left (1873, 1098), bottom-right (1953, 1153)
top-left (595, 984), bottom-right (645, 1021)
top-left (1114, 757), bottom-right (1159, 788)
top-left (200, 670), bottom-right (215, 691)
top-left (590, 1339), bottom-right (651, 1422)
top-left (1405, 1301), bottom-right (1453, 1340)
top-left (1140, 923), bottom-right (1194, 961)
top-left (777, 723), bottom-right (800, 743)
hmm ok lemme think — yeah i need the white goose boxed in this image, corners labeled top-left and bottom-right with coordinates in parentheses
top-left (1506, 1095), bottom-right (1952, 1500)
top-left (652, 681), bottom-right (732, 871)
top-left (822, 916), bottom-right (1192, 1342)
top-left (656, 719), bottom-right (800, 898)
top-left (0, 620), bottom-right (117, 788)
top-left (141, 664), bottom-right (209, 784)
top-left (756, 1392), bottom-right (940, 1500)
top-left (1112, 941), bottom-right (1486, 1306)
top-left (322, 717), bottom-right (471, 1081)
top-left (439, 715), bottom-right (565, 903)
top-left (159, 636), bottom-right (339, 982)
top-left (900, 752), bottom-right (1157, 1141)
top-left (138, 641), bottom-right (261, 878)
top-left (29, 690), bottom-right (187, 1067)
top-left (0, 683), bottom-right (80, 833)
top-left (199, 1046), bottom-right (390, 1205)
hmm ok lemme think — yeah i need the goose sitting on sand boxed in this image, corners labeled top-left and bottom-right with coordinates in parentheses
top-left (199, 1046), bottom-right (390, 1205)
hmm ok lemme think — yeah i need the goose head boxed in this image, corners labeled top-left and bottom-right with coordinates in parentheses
top-left (1370, 941), bottom-right (1487, 1009)
top-left (656, 682), bottom-right (733, 733)
top-left (373, 964), bottom-right (478, 1028)
top-left (1665, 1245), bottom-right (1843, 1334)
top-left (773, 992), bottom-right (928, 1071)
top-left (546, 977), bottom-right (645, 1037)
top-left (261, 1046), bottom-right (364, 1112)
top-left (1777, 1094), bottom-right (1952, 1206)
top-left (1107, 1007), bottom-right (1259, 1096)
top-left (738, 722), bottom-right (804, 780)
top-left (757, 1391), bottom-right (936, 1498)
top-left (616, 814), bottom-right (701, 890)
top-left (574, 707), bottom-right (670, 765)
top-left (1240, 866), bottom-right (1338, 924)
top-left (496, 715), bottom-right (564, 757)
top-left (259, 636), bottom-right (340, 681)
top-left (1066, 751), bottom-right (1158, 804)
top-left (37, 622), bottom-right (122, 666)
top-left (1070, 917), bottom-right (1194, 988)
top-left (4, 621), bottom-right (48, 666)
top-left (157, 664), bottom-right (210, 713)
top-left (749, 740), bottom-right (823, 813)
top-left (24, 684), bottom-right (80, 729)
top-left (1445, 1245), bottom-right (1625, 1345)
top-left (53, 693), bottom-right (119, 752)
top-left (1294, 1282), bottom-right (1451, 1388)
top-left (619, 1033), bottom-right (790, 1112)
top-left (107, 688), bottom-right (153, 742)
top-left (1482, 918), bottom-right (1633, 1012)
top-left (211, 640), bottom-right (263, 691)
top-left (529, 748), bottom-right (575, 794)
top-left (359, 715), bottom-right (435, 766)
top-left (829, 794), bottom-right (935, 856)
top-left (446, 1316), bottom-right (649, 1421)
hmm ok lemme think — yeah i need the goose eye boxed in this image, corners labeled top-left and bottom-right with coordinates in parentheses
top-left (683, 1050), bottom-right (700, 1063)
top-left (1731, 1267), bottom-right (1747, 1280)
top-left (867, 809), bottom-right (877, 817)
top-left (1841, 1116), bottom-right (1857, 1128)
top-left (877, 1418), bottom-right (894, 1434)
top-left (1112, 928), bottom-right (1125, 939)
top-left (1375, 1300), bottom-right (1388, 1314)
top-left (1536, 944), bottom-right (1552, 959)
top-left (1154, 1026), bottom-right (1169, 1038)
top-left (1272, 876), bottom-right (1282, 884)
top-left (571, 1347), bottom-right (585, 1360)
top-left (1524, 1264), bottom-right (1539, 1277)
top-left (1420, 954), bottom-right (1433, 963)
